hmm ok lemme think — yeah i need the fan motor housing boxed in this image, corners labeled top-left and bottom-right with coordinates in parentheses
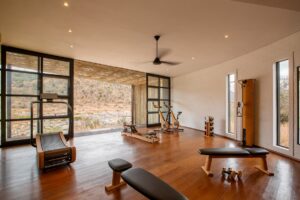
top-left (153, 57), bottom-right (161, 65)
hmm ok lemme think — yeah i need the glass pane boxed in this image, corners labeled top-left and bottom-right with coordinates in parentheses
top-left (43, 58), bottom-right (70, 76)
top-left (160, 88), bottom-right (169, 100)
top-left (73, 77), bottom-right (132, 133)
top-left (6, 120), bottom-right (38, 140)
top-left (229, 102), bottom-right (235, 133)
top-left (0, 71), bottom-right (2, 118)
top-left (6, 52), bottom-right (38, 72)
top-left (160, 78), bottom-right (169, 87)
top-left (43, 118), bottom-right (69, 134)
top-left (148, 113), bottom-right (159, 124)
top-left (148, 101), bottom-right (159, 112)
top-left (228, 74), bottom-right (235, 133)
top-left (148, 76), bottom-right (159, 86)
top-left (43, 77), bottom-right (69, 96)
top-left (6, 71), bottom-right (38, 95)
top-left (6, 97), bottom-right (38, 119)
top-left (43, 100), bottom-right (69, 117)
top-left (229, 74), bottom-right (235, 82)
top-left (160, 101), bottom-right (170, 112)
top-left (277, 60), bottom-right (289, 148)
top-left (148, 87), bottom-right (158, 99)
top-left (162, 112), bottom-right (168, 121)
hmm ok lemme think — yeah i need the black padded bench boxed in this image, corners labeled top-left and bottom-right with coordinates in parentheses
top-left (198, 147), bottom-right (274, 176)
top-left (121, 168), bottom-right (188, 200)
top-left (105, 158), bottom-right (188, 199)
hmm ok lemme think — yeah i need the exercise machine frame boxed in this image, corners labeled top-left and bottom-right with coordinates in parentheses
top-left (30, 93), bottom-right (76, 169)
top-left (122, 123), bottom-right (159, 143)
top-left (153, 102), bottom-right (183, 133)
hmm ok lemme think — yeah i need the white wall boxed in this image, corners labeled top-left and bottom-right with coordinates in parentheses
top-left (172, 31), bottom-right (300, 157)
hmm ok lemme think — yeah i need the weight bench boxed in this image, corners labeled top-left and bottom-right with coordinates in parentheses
top-left (105, 158), bottom-right (133, 191)
top-left (122, 168), bottom-right (188, 200)
top-left (106, 158), bottom-right (188, 200)
top-left (199, 147), bottom-right (274, 176)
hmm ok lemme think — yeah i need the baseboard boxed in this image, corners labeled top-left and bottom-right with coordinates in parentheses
top-left (213, 132), bottom-right (239, 142)
top-left (75, 128), bottom-right (123, 137)
top-left (182, 126), bottom-right (204, 132)
top-left (182, 126), bottom-right (238, 142)
top-left (253, 145), bottom-right (300, 162)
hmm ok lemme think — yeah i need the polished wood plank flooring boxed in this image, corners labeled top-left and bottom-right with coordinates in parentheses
top-left (1, 128), bottom-right (300, 200)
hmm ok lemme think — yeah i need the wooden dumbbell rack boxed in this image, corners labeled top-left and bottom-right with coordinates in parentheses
top-left (204, 116), bottom-right (214, 136)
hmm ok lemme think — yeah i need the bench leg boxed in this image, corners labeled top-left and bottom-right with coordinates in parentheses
top-left (255, 156), bottom-right (274, 176)
top-left (105, 171), bottom-right (127, 192)
top-left (201, 156), bottom-right (213, 176)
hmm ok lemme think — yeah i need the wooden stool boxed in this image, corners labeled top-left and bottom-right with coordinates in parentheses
top-left (105, 158), bottom-right (132, 192)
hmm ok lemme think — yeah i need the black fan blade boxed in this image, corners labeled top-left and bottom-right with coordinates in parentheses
top-left (160, 61), bottom-right (181, 65)
top-left (158, 48), bottom-right (171, 59)
top-left (132, 61), bottom-right (153, 65)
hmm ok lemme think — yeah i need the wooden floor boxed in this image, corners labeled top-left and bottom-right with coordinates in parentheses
top-left (1, 128), bottom-right (300, 200)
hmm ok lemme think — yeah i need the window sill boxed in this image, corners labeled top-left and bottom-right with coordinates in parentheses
top-left (273, 145), bottom-right (289, 151)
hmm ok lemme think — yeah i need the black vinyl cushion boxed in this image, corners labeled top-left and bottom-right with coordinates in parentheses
top-left (199, 147), bottom-right (269, 156)
top-left (121, 168), bottom-right (188, 200)
top-left (244, 147), bottom-right (269, 155)
top-left (108, 158), bottom-right (132, 172)
top-left (41, 134), bottom-right (71, 158)
top-left (199, 148), bottom-right (250, 155)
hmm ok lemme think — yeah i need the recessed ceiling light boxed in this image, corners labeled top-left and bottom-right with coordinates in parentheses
top-left (64, 2), bottom-right (69, 7)
top-left (224, 35), bottom-right (229, 39)
top-left (70, 44), bottom-right (74, 48)
top-left (68, 29), bottom-right (72, 33)
top-left (192, 57), bottom-right (195, 60)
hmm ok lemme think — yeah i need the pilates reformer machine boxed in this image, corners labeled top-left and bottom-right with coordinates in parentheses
top-left (30, 93), bottom-right (76, 169)
top-left (122, 123), bottom-right (160, 143)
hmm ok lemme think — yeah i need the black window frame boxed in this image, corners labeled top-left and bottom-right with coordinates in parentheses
top-left (1, 45), bottom-right (74, 147)
top-left (146, 73), bottom-right (171, 127)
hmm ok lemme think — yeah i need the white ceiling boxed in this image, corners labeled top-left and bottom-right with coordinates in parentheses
top-left (0, 0), bottom-right (300, 77)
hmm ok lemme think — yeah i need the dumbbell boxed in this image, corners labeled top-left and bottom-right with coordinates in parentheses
top-left (222, 168), bottom-right (242, 180)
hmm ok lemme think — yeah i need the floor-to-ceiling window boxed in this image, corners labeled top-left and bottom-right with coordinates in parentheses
top-left (276, 60), bottom-right (289, 148)
top-left (146, 74), bottom-right (170, 127)
top-left (226, 74), bottom-right (235, 134)
top-left (1, 46), bottom-right (74, 146)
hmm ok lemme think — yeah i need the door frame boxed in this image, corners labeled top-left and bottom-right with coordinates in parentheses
top-left (294, 50), bottom-right (300, 159)
top-left (146, 73), bottom-right (171, 127)
top-left (0, 45), bottom-right (74, 147)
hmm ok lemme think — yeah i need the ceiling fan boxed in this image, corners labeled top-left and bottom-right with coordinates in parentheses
top-left (151, 35), bottom-right (180, 66)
